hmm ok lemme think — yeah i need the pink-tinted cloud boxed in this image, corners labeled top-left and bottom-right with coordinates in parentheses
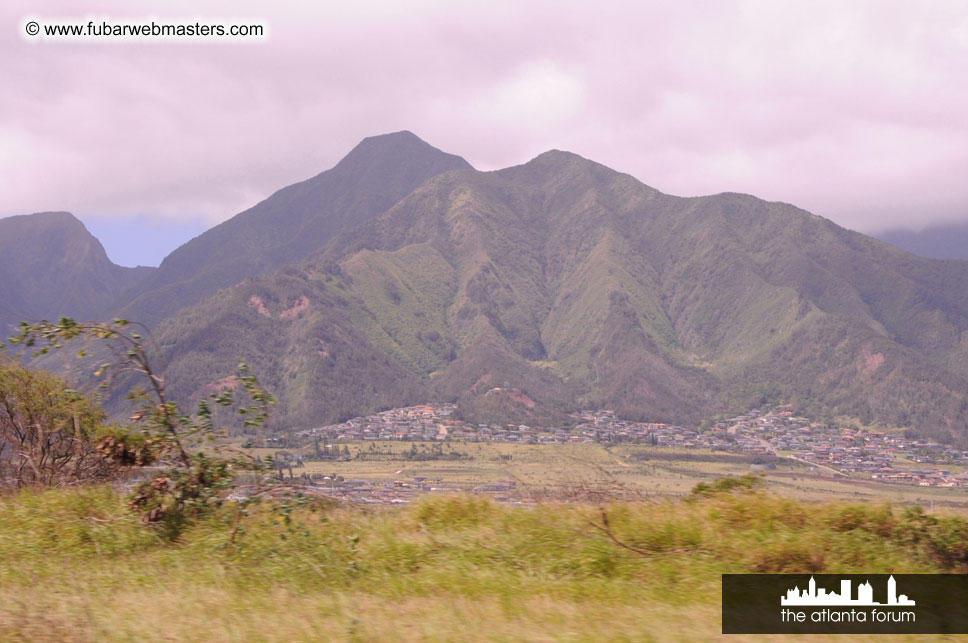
top-left (2, 0), bottom-right (967, 234)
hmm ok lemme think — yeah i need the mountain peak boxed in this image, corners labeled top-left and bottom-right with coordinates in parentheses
top-left (359, 129), bottom-right (423, 145)
top-left (1, 211), bottom-right (84, 229)
top-left (524, 149), bottom-right (590, 167)
top-left (0, 212), bottom-right (152, 333)
top-left (518, 149), bottom-right (619, 177)
top-left (114, 132), bottom-right (472, 326)
top-left (535, 148), bottom-right (584, 161)
top-left (0, 212), bottom-right (110, 265)
top-left (27, 210), bottom-right (78, 219)
top-left (337, 131), bottom-right (473, 173)
top-left (497, 148), bottom-right (637, 190)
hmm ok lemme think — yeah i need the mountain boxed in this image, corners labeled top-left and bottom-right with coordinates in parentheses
top-left (0, 212), bottom-right (154, 337)
top-left (112, 131), bottom-right (472, 327)
top-left (875, 222), bottom-right (968, 260)
top-left (134, 141), bottom-right (968, 444)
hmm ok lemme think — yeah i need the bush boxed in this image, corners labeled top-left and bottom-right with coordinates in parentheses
top-left (688, 473), bottom-right (764, 498)
top-left (0, 356), bottom-right (122, 489)
top-left (9, 318), bottom-right (277, 538)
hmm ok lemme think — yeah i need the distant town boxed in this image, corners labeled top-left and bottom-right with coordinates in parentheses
top-left (260, 402), bottom-right (968, 492)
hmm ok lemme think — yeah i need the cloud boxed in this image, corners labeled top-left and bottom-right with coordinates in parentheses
top-left (2, 0), bottom-right (967, 235)
top-left (470, 60), bottom-right (586, 133)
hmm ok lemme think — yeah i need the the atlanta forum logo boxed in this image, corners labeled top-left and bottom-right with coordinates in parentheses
top-left (780, 575), bottom-right (915, 624)
top-left (722, 574), bottom-right (968, 634)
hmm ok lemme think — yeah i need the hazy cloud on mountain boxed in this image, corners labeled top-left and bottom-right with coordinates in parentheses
top-left (3, 0), bottom-right (967, 254)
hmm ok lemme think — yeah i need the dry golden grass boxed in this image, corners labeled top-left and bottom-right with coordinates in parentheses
top-left (2, 483), bottom-right (967, 641)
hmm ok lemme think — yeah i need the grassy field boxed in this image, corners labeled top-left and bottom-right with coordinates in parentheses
top-left (2, 483), bottom-right (968, 641)
top-left (245, 441), bottom-right (968, 509)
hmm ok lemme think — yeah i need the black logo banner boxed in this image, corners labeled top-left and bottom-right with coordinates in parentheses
top-left (723, 574), bottom-right (968, 634)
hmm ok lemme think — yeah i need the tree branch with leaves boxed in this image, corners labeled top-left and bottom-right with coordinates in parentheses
top-left (7, 317), bottom-right (278, 535)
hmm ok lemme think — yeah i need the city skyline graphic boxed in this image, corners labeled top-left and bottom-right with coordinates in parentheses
top-left (781, 576), bottom-right (916, 607)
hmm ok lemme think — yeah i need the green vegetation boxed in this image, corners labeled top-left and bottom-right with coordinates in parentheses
top-left (142, 267), bottom-right (434, 432)
top-left (10, 318), bottom-right (281, 539)
top-left (115, 141), bottom-right (968, 441)
top-left (340, 245), bottom-right (458, 376)
top-left (8, 134), bottom-right (968, 443)
top-left (689, 472), bottom-right (765, 497)
top-left (1, 485), bottom-right (966, 640)
top-left (0, 355), bottom-right (117, 488)
top-left (4, 339), bottom-right (967, 639)
top-left (113, 131), bottom-right (471, 328)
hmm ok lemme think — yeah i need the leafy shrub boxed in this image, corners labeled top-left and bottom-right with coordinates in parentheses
top-left (689, 473), bottom-right (764, 498)
top-left (0, 356), bottom-right (123, 489)
top-left (9, 318), bottom-right (277, 538)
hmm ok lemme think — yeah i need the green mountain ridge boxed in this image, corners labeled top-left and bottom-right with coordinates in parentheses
top-left (8, 135), bottom-right (968, 444)
top-left (134, 141), bottom-right (968, 443)
top-left (0, 212), bottom-right (154, 337)
top-left (111, 131), bottom-right (472, 327)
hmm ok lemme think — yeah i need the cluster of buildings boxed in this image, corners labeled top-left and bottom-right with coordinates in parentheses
top-left (305, 405), bottom-right (730, 448)
top-left (723, 409), bottom-right (968, 487)
top-left (289, 403), bottom-right (968, 489)
top-left (294, 404), bottom-right (458, 443)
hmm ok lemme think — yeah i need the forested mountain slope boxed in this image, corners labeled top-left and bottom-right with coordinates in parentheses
top-left (135, 140), bottom-right (968, 443)
top-left (112, 131), bottom-right (472, 326)
top-left (0, 212), bottom-right (153, 337)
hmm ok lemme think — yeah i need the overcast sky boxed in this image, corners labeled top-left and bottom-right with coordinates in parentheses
top-left (3, 0), bottom-right (967, 266)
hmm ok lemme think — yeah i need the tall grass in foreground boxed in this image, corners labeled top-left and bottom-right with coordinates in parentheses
top-left (1, 484), bottom-right (967, 641)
